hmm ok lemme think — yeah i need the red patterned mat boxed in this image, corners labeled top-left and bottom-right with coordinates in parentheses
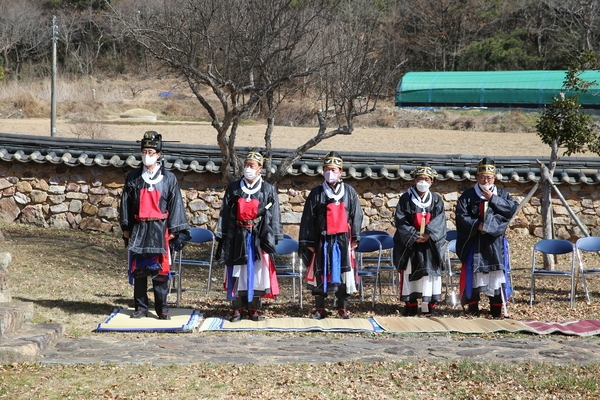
top-left (373, 317), bottom-right (600, 336)
top-left (522, 319), bottom-right (600, 336)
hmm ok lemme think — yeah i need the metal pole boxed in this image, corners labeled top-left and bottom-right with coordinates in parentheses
top-left (51, 16), bottom-right (58, 137)
top-left (549, 180), bottom-right (590, 237)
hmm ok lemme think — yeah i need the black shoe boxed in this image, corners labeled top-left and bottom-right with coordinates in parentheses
top-left (250, 314), bottom-right (264, 322)
top-left (158, 313), bottom-right (171, 320)
top-left (466, 304), bottom-right (480, 318)
top-left (130, 310), bottom-right (148, 319)
top-left (230, 309), bottom-right (243, 323)
top-left (338, 308), bottom-right (351, 319)
top-left (310, 309), bottom-right (328, 320)
top-left (490, 305), bottom-right (503, 320)
top-left (249, 309), bottom-right (264, 322)
top-left (423, 303), bottom-right (436, 318)
top-left (404, 303), bottom-right (418, 317)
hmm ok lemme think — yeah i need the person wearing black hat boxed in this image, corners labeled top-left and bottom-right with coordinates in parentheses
top-left (120, 131), bottom-right (190, 320)
top-left (455, 157), bottom-right (517, 318)
top-left (299, 151), bottom-right (363, 319)
top-left (215, 150), bottom-right (282, 322)
top-left (393, 164), bottom-right (447, 317)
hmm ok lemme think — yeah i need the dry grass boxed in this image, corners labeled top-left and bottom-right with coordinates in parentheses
top-left (1, 224), bottom-right (600, 398)
top-left (1, 362), bottom-right (599, 399)
top-left (0, 76), bottom-right (552, 133)
top-left (3, 224), bottom-right (600, 339)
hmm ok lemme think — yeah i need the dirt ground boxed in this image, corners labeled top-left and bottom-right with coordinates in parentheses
top-left (0, 117), bottom-right (586, 158)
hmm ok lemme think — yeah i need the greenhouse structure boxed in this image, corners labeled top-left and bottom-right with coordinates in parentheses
top-left (395, 70), bottom-right (600, 109)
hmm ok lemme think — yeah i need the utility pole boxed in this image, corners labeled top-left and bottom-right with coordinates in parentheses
top-left (51, 16), bottom-right (58, 137)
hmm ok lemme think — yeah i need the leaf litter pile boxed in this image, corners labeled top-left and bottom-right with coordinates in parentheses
top-left (1, 224), bottom-right (600, 399)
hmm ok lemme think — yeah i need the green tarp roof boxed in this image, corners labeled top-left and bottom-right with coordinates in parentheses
top-left (395, 70), bottom-right (600, 108)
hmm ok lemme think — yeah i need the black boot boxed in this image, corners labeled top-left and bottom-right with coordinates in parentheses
top-left (467, 301), bottom-right (479, 317)
top-left (311, 308), bottom-right (328, 319)
top-left (230, 308), bottom-right (243, 322)
top-left (490, 295), bottom-right (503, 319)
top-left (404, 301), bottom-right (418, 317)
top-left (248, 308), bottom-right (264, 322)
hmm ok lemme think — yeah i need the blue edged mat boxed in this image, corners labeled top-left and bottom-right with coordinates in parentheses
top-left (96, 308), bottom-right (203, 332)
top-left (199, 316), bottom-right (383, 332)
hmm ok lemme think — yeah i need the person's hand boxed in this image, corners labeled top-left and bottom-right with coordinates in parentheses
top-left (478, 222), bottom-right (484, 231)
top-left (481, 188), bottom-right (493, 200)
top-left (123, 230), bottom-right (130, 239)
top-left (415, 233), bottom-right (430, 243)
top-left (168, 233), bottom-right (175, 241)
top-left (307, 246), bottom-right (315, 253)
top-left (350, 242), bottom-right (358, 250)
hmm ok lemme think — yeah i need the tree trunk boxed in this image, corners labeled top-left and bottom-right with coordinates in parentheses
top-left (538, 138), bottom-right (559, 270)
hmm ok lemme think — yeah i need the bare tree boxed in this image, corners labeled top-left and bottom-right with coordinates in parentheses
top-left (0, 0), bottom-right (46, 80)
top-left (110, 0), bottom-right (399, 183)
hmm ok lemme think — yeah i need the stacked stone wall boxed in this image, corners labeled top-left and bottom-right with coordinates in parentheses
top-left (0, 161), bottom-right (599, 241)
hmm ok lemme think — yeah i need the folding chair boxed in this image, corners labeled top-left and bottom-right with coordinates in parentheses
top-left (444, 239), bottom-right (461, 307)
top-left (274, 238), bottom-right (302, 308)
top-left (360, 230), bottom-right (394, 266)
top-left (529, 239), bottom-right (576, 309)
top-left (445, 229), bottom-right (457, 242)
top-left (170, 227), bottom-right (215, 306)
top-left (360, 233), bottom-right (397, 302)
top-left (575, 236), bottom-right (600, 303)
top-left (355, 236), bottom-right (382, 308)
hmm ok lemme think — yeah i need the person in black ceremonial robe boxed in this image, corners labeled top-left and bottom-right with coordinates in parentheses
top-left (215, 150), bottom-right (282, 322)
top-left (120, 131), bottom-right (190, 320)
top-left (299, 151), bottom-right (363, 320)
top-left (393, 164), bottom-right (447, 317)
top-left (455, 157), bottom-right (517, 319)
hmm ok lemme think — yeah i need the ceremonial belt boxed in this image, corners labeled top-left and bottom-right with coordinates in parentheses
top-left (236, 217), bottom-right (261, 227)
top-left (135, 213), bottom-right (168, 222)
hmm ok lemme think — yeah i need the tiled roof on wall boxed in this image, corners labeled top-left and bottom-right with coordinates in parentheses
top-left (0, 132), bottom-right (599, 185)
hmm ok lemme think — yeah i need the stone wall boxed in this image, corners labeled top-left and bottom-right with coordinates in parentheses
top-left (0, 161), bottom-right (599, 240)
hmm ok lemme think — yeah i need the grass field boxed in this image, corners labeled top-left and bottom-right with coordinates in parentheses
top-left (1, 224), bottom-right (600, 399)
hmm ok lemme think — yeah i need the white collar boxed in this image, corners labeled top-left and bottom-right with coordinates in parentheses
top-left (322, 181), bottom-right (345, 202)
top-left (142, 166), bottom-right (163, 191)
top-left (408, 186), bottom-right (432, 211)
top-left (241, 176), bottom-right (262, 197)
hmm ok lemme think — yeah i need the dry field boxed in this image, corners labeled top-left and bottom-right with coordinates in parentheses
top-left (0, 117), bottom-right (563, 157)
top-left (0, 75), bottom-right (593, 157)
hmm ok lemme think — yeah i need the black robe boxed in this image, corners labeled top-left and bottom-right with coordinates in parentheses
top-left (455, 185), bottom-right (517, 273)
top-left (298, 182), bottom-right (363, 293)
top-left (120, 166), bottom-right (190, 258)
top-left (393, 188), bottom-right (447, 281)
top-left (216, 178), bottom-right (282, 266)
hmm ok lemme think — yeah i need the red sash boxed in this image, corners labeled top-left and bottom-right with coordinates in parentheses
top-left (136, 188), bottom-right (168, 220)
top-left (326, 201), bottom-right (349, 234)
top-left (413, 211), bottom-right (431, 232)
top-left (479, 202), bottom-right (486, 219)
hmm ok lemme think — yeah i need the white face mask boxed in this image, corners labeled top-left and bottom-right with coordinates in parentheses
top-left (479, 183), bottom-right (493, 191)
top-left (142, 154), bottom-right (158, 167)
top-left (244, 167), bottom-right (258, 181)
top-left (416, 181), bottom-right (431, 192)
top-left (324, 170), bottom-right (339, 184)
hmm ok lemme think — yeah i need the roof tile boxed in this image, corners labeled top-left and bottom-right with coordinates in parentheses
top-left (0, 133), bottom-right (599, 185)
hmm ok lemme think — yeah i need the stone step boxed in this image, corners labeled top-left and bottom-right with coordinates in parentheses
top-left (0, 322), bottom-right (64, 364)
top-left (0, 302), bottom-right (34, 337)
